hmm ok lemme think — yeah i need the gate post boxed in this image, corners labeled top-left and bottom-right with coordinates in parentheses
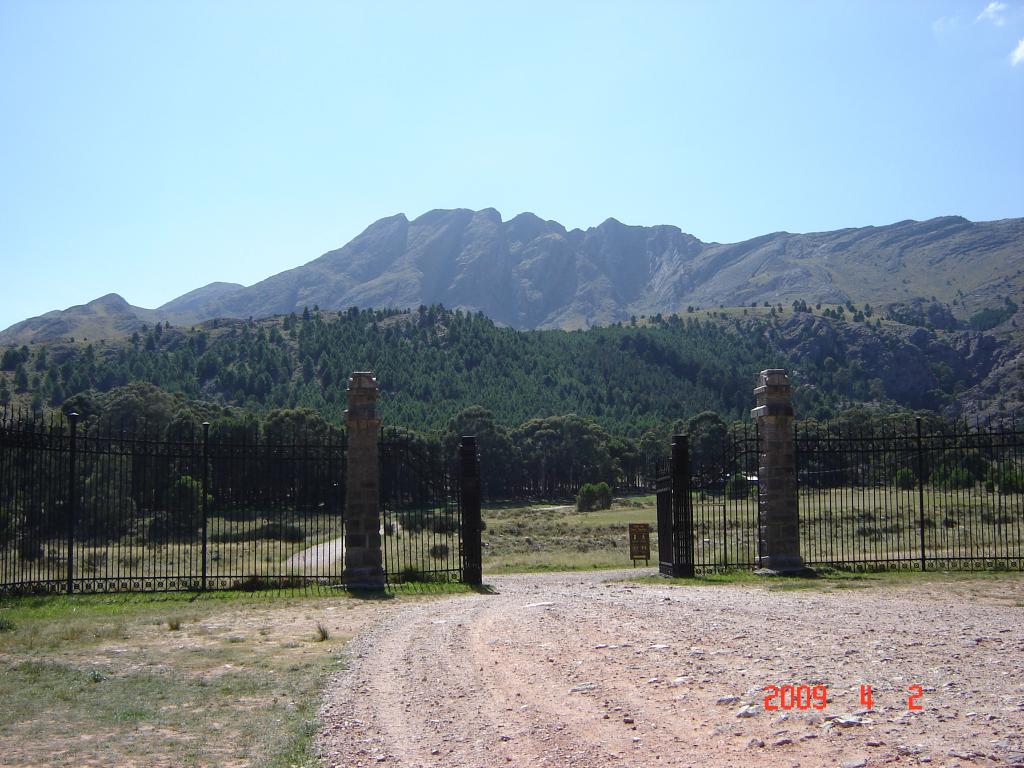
top-left (342, 372), bottom-right (386, 589)
top-left (671, 435), bottom-right (694, 577)
top-left (459, 436), bottom-right (483, 586)
top-left (751, 369), bottom-right (810, 575)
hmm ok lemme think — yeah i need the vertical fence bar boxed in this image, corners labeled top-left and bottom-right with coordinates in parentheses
top-left (66, 412), bottom-right (79, 594)
top-left (201, 422), bottom-right (209, 592)
top-left (672, 434), bottom-right (694, 578)
top-left (915, 417), bottom-right (927, 572)
top-left (459, 436), bottom-right (482, 586)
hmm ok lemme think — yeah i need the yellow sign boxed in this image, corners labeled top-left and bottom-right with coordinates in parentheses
top-left (629, 523), bottom-right (651, 563)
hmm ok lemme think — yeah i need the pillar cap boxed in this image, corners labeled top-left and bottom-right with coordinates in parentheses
top-left (347, 371), bottom-right (377, 390)
top-left (758, 369), bottom-right (790, 387)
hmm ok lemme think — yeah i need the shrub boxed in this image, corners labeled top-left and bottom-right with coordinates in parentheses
top-left (725, 474), bottom-right (751, 499)
top-left (577, 482), bottom-right (613, 512)
top-left (211, 523), bottom-right (305, 543)
top-left (257, 522), bottom-right (304, 542)
top-left (894, 468), bottom-right (916, 491)
top-left (980, 511), bottom-right (1014, 525)
top-left (577, 484), bottom-right (597, 512)
top-left (18, 537), bottom-right (43, 562)
top-left (987, 466), bottom-right (1024, 494)
top-left (931, 467), bottom-right (974, 490)
top-left (149, 476), bottom-right (211, 541)
top-left (431, 515), bottom-right (458, 534)
top-left (0, 504), bottom-right (22, 547)
top-left (79, 457), bottom-right (135, 542)
top-left (428, 543), bottom-right (450, 559)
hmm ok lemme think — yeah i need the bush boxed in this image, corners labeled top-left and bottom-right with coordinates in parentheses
top-left (257, 522), bottom-right (305, 542)
top-left (987, 466), bottom-right (1024, 494)
top-left (980, 511), bottom-right (1013, 525)
top-left (431, 515), bottom-right (458, 534)
top-left (725, 474), bottom-right (751, 499)
top-left (428, 543), bottom-right (450, 559)
top-left (79, 457), bottom-right (135, 542)
top-left (149, 476), bottom-right (211, 541)
top-left (577, 482), bottom-right (612, 512)
top-left (18, 536), bottom-right (43, 562)
top-left (894, 468), bottom-right (916, 491)
top-left (931, 467), bottom-right (974, 490)
top-left (0, 504), bottom-right (23, 548)
top-left (211, 522), bottom-right (305, 543)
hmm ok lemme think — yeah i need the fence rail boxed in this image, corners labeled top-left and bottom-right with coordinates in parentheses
top-left (379, 427), bottom-right (463, 583)
top-left (682, 418), bottom-right (1024, 574)
top-left (0, 410), bottom-right (347, 594)
top-left (795, 418), bottom-right (1024, 571)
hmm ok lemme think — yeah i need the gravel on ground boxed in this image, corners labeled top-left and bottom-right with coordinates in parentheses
top-left (318, 570), bottom-right (1024, 768)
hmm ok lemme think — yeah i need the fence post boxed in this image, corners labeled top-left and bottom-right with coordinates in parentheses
top-left (342, 372), bottom-right (385, 589)
top-left (201, 422), bottom-right (210, 592)
top-left (459, 436), bottom-right (483, 586)
top-left (915, 417), bottom-right (927, 572)
top-left (671, 434), bottom-right (694, 577)
top-left (751, 370), bottom-right (810, 575)
top-left (66, 412), bottom-right (79, 594)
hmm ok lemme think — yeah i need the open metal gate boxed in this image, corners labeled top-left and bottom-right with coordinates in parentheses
top-left (656, 435), bottom-right (694, 577)
top-left (378, 429), bottom-right (482, 584)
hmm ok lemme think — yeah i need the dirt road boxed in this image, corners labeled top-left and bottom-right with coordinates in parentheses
top-left (318, 570), bottom-right (1024, 768)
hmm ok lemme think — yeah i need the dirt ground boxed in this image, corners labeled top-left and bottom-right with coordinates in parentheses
top-left (0, 594), bottom-right (392, 768)
top-left (318, 570), bottom-right (1024, 768)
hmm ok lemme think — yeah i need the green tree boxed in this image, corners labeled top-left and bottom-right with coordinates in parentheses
top-left (443, 406), bottom-right (520, 498)
top-left (149, 475), bottom-right (209, 541)
top-left (577, 481), bottom-right (612, 511)
top-left (13, 364), bottom-right (28, 393)
top-left (79, 456), bottom-right (135, 542)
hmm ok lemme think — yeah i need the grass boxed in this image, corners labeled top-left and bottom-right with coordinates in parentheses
top-left (481, 497), bottom-right (657, 573)
top-left (481, 487), bottom-right (1024, 576)
top-left (0, 581), bottom-right (477, 766)
top-left (0, 589), bottom-right (368, 767)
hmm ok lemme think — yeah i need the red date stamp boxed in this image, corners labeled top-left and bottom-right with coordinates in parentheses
top-left (763, 684), bottom-right (927, 711)
top-left (763, 684), bottom-right (829, 710)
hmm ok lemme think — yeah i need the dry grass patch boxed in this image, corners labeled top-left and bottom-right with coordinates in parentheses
top-left (482, 497), bottom-right (658, 573)
top-left (0, 590), bottom-right (415, 767)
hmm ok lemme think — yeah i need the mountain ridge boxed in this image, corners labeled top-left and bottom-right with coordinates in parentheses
top-left (2, 210), bottom-right (1022, 345)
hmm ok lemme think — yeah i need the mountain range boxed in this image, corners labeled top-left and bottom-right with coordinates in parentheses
top-left (2, 209), bottom-right (1023, 345)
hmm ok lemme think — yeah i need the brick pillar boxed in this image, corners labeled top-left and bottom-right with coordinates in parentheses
top-left (751, 369), bottom-right (810, 575)
top-left (343, 372), bottom-right (385, 589)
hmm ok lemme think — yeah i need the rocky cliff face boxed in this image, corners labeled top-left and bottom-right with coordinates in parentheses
top-left (156, 209), bottom-right (1024, 332)
top-left (3, 209), bottom-right (1022, 345)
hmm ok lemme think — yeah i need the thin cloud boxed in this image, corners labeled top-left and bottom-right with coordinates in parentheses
top-left (977, 1), bottom-right (1008, 25)
top-left (1012, 37), bottom-right (1024, 65)
top-left (932, 14), bottom-right (960, 39)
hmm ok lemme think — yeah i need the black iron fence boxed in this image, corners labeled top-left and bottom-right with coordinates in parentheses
top-left (379, 427), bottom-right (464, 583)
top-left (795, 418), bottom-right (1024, 571)
top-left (0, 410), bottom-right (346, 594)
top-left (690, 423), bottom-right (761, 572)
top-left (662, 418), bottom-right (1024, 574)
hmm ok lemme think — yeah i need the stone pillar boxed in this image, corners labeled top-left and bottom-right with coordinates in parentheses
top-left (343, 372), bottom-right (385, 589)
top-left (751, 369), bottom-right (810, 575)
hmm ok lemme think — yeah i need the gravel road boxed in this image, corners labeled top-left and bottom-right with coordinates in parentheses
top-left (318, 570), bottom-right (1024, 768)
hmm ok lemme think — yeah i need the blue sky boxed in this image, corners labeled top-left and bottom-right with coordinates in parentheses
top-left (1, 1), bottom-right (1022, 331)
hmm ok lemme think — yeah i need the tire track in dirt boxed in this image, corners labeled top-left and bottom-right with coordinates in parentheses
top-left (318, 570), bottom-right (1024, 768)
